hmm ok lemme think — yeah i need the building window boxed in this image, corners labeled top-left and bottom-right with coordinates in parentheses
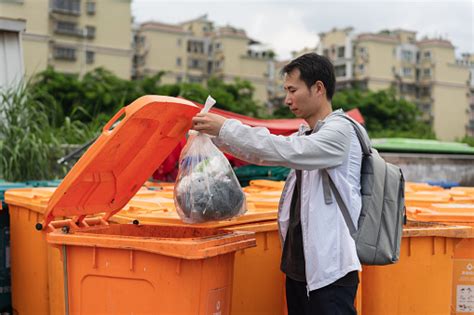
top-left (420, 86), bottom-right (431, 97)
top-left (423, 51), bottom-right (431, 59)
top-left (177, 38), bottom-right (182, 47)
top-left (52, 0), bottom-right (81, 15)
top-left (207, 61), bottom-right (213, 74)
top-left (334, 65), bottom-right (346, 78)
top-left (176, 57), bottom-right (181, 66)
top-left (176, 75), bottom-right (183, 83)
top-left (401, 83), bottom-right (415, 94)
top-left (188, 59), bottom-right (200, 69)
top-left (53, 46), bottom-right (76, 61)
top-left (55, 21), bottom-right (79, 35)
top-left (358, 64), bottom-right (365, 73)
top-left (423, 68), bottom-right (432, 77)
top-left (187, 40), bottom-right (204, 53)
top-left (358, 47), bottom-right (367, 54)
top-left (137, 36), bottom-right (145, 45)
top-left (419, 103), bottom-right (431, 112)
top-left (86, 50), bottom-right (94, 64)
top-left (402, 67), bottom-right (412, 76)
top-left (337, 46), bottom-right (345, 58)
top-left (188, 76), bottom-right (202, 83)
top-left (401, 50), bottom-right (413, 62)
top-left (215, 42), bottom-right (221, 50)
top-left (323, 49), bottom-right (329, 57)
top-left (85, 25), bottom-right (95, 38)
top-left (86, 1), bottom-right (95, 15)
top-left (214, 60), bottom-right (221, 69)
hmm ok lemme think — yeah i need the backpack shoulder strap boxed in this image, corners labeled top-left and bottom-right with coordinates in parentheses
top-left (321, 113), bottom-right (368, 232)
top-left (334, 114), bottom-right (372, 155)
top-left (325, 172), bottom-right (357, 234)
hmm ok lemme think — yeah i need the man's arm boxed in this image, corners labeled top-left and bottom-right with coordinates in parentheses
top-left (193, 113), bottom-right (352, 170)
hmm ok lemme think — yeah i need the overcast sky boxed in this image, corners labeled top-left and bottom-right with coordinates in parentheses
top-left (132, 0), bottom-right (473, 60)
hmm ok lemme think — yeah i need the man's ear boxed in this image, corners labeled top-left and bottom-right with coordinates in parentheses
top-left (313, 81), bottom-right (326, 97)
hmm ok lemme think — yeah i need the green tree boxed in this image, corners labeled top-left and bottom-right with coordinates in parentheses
top-left (271, 88), bottom-right (435, 138)
top-left (333, 88), bottom-right (434, 138)
top-left (207, 77), bottom-right (261, 116)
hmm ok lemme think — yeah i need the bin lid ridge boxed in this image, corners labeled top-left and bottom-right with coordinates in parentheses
top-left (43, 95), bottom-right (200, 228)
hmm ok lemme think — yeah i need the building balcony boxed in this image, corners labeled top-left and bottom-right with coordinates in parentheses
top-left (53, 46), bottom-right (77, 61)
top-left (51, 0), bottom-right (81, 16)
top-left (467, 119), bottom-right (474, 131)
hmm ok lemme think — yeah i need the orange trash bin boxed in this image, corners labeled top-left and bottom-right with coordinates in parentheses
top-left (405, 191), bottom-right (451, 208)
top-left (9, 95), bottom-right (261, 314)
top-left (38, 95), bottom-right (257, 314)
top-left (5, 187), bottom-right (66, 315)
top-left (406, 202), bottom-right (474, 314)
top-left (362, 221), bottom-right (472, 315)
top-left (112, 195), bottom-right (285, 315)
top-left (47, 220), bottom-right (254, 314)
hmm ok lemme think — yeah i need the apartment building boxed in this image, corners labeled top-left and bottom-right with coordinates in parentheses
top-left (133, 15), bottom-right (275, 104)
top-left (0, 0), bottom-right (132, 79)
top-left (310, 27), bottom-right (471, 141)
top-left (457, 53), bottom-right (474, 137)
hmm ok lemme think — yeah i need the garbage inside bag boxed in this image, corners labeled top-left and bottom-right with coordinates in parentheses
top-left (174, 96), bottom-right (246, 223)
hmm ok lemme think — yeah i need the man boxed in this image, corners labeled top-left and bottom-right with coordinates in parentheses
top-left (192, 53), bottom-right (362, 315)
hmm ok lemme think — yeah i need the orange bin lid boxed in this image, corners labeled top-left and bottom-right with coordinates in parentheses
top-left (112, 195), bottom-right (278, 228)
top-left (5, 187), bottom-right (56, 214)
top-left (407, 203), bottom-right (474, 224)
top-left (42, 96), bottom-right (199, 227)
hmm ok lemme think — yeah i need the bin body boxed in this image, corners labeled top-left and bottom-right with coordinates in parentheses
top-left (5, 96), bottom-right (206, 314)
top-left (66, 246), bottom-right (234, 314)
top-left (114, 198), bottom-right (284, 315)
top-left (47, 224), bottom-right (255, 315)
top-left (362, 222), bottom-right (471, 315)
top-left (227, 222), bottom-right (285, 315)
top-left (6, 188), bottom-right (65, 315)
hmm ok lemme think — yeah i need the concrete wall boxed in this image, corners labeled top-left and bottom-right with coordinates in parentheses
top-left (382, 152), bottom-right (474, 186)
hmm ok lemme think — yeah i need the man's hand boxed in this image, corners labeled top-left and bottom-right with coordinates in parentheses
top-left (192, 113), bottom-right (227, 136)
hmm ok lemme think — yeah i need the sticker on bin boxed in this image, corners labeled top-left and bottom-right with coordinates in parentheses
top-left (456, 285), bottom-right (474, 313)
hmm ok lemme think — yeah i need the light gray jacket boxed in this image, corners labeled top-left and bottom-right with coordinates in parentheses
top-left (213, 109), bottom-right (362, 291)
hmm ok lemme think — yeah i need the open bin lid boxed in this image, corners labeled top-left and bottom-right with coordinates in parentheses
top-left (42, 96), bottom-right (200, 228)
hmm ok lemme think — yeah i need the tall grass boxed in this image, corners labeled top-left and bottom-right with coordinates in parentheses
top-left (0, 82), bottom-right (101, 181)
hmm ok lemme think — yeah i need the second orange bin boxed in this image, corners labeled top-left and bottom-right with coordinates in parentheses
top-left (112, 193), bottom-right (286, 315)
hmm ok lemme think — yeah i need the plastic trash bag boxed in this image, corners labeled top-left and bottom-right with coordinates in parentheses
top-left (174, 96), bottom-right (246, 223)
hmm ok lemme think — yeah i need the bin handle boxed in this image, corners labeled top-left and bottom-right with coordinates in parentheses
top-left (103, 107), bottom-right (126, 133)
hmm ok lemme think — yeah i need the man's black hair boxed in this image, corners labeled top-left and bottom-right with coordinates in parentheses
top-left (281, 53), bottom-right (336, 101)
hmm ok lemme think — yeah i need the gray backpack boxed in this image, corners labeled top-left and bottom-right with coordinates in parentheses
top-left (322, 114), bottom-right (405, 265)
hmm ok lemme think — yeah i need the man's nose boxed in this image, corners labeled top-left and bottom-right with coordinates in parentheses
top-left (285, 94), bottom-right (292, 106)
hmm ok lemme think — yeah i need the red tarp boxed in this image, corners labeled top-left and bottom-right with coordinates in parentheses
top-left (208, 106), bottom-right (364, 136)
top-left (153, 105), bottom-right (365, 181)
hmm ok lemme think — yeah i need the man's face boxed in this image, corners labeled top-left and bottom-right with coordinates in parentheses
top-left (283, 69), bottom-right (319, 120)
